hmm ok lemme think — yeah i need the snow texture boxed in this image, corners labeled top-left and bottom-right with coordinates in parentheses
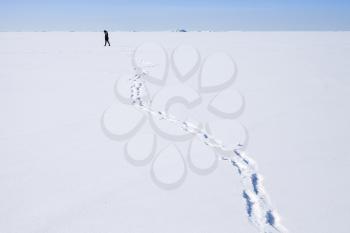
top-left (1, 32), bottom-right (350, 233)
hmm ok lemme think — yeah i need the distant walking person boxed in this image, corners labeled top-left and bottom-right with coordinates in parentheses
top-left (104, 30), bottom-right (110, 46)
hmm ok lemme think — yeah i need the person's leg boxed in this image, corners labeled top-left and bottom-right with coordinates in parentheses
top-left (108, 40), bottom-right (111, 46)
top-left (104, 40), bottom-right (107, 46)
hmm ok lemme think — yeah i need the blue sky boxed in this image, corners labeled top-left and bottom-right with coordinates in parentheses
top-left (0, 0), bottom-right (349, 31)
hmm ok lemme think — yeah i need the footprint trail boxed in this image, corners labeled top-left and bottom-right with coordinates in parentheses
top-left (130, 65), bottom-right (288, 233)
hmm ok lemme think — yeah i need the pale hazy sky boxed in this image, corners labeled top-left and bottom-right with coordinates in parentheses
top-left (0, 0), bottom-right (349, 31)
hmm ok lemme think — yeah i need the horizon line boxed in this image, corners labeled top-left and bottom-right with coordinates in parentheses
top-left (1, 30), bottom-right (350, 32)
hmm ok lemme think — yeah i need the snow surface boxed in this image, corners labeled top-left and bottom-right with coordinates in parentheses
top-left (1, 32), bottom-right (350, 233)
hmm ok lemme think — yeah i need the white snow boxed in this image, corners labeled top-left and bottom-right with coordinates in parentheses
top-left (1, 32), bottom-right (350, 233)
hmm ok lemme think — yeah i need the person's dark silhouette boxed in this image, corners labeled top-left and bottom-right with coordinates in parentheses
top-left (104, 30), bottom-right (110, 46)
